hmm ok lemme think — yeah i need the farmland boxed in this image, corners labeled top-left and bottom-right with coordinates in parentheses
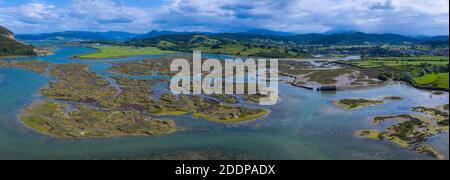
top-left (193, 44), bottom-right (306, 58)
top-left (76, 46), bottom-right (175, 59)
top-left (414, 73), bottom-right (449, 90)
top-left (341, 56), bottom-right (449, 68)
top-left (338, 56), bottom-right (449, 90)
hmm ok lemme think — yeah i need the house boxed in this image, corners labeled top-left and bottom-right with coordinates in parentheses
top-left (317, 84), bottom-right (337, 91)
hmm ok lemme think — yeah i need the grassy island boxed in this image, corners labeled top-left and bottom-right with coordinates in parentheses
top-left (193, 107), bottom-right (269, 124)
top-left (41, 64), bottom-right (118, 103)
top-left (108, 56), bottom-right (176, 76)
top-left (334, 98), bottom-right (385, 110)
top-left (415, 145), bottom-right (446, 160)
top-left (21, 101), bottom-right (177, 138)
top-left (334, 96), bottom-right (404, 110)
top-left (13, 60), bottom-right (270, 138)
top-left (76, 46), bottom-right (174, 59)
top-left (356, 104), bottom-right (449, 160)
top-left (355, 130), bottom-right (381, 140)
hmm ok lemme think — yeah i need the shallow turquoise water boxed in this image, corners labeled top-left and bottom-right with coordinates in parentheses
top-left (0, 46), bottom-right (448, 160)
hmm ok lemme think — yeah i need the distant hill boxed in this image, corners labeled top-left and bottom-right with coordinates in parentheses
top-left (243, 29), bottom-right (296, 36)
top-left (0, 26), bottom-right (37, 57)
top-left (15, 29), bottom-right (448, 46)
top-left (16, 31), bottom-right (142, 41)
top-left (425, 36), bottom-right (449, 42)
top-left (122, 29), bottom-right (295, 40)
top-left (290, 32), bottom-right (419, 45)
top-left (135, 30), bottom-right (214, 39)
top-left (323, 29), bottom-right (358, 35)
top-left (128, 31), bottom-right (448, 47)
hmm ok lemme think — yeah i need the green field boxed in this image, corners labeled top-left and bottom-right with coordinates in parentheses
top-left (414, 73), bottom-right (449, 90)
top-left (368, 56), bottom-right (449, 61)
top-left (77, 46), bottom-right (175, 58)
top-left (341, 56), bottom-right (449, 68)
top-left (338, 56), bottom-right (449, 90)
top-left (352, 60), bottom-right (448, 68)
top-left (193, 44), bottom-right (303, 57)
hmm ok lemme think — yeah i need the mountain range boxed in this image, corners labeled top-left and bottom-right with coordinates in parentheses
top-left (14, 29), bottom-right (450, 45)
top-left (16, 31), bottom-right (142, 41)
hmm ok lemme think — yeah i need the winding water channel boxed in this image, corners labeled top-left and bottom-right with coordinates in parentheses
top-left (0, 46), bottom-right (448, 160)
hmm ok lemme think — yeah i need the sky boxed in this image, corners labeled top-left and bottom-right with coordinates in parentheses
top-left (0, 0), bottom-right (448, 35)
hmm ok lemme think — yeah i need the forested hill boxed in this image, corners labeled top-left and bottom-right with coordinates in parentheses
top-left (0, 26), bottom-right (14, 37)
top-left (127, 32), bottom-right (449, 47)
top-left (0, 26), bottom-right (37, 57)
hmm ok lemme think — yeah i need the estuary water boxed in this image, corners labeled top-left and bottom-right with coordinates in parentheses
top-left (0, 46), bottom-right (448, 160)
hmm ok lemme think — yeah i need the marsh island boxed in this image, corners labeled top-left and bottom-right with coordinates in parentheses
top-left (356, 104), bottom-right (449, 160)
top-left (6, 58), bottom-right (269, 139)
top-left (333, 96), bottom-right (403, 110)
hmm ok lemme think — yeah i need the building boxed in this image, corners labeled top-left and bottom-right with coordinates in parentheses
top-left (318, 84), bottom-right (337, 91)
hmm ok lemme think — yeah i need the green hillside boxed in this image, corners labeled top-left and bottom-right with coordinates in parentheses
top-left (0, 26), bottom-right (14, 36)
top-left (0, 26), bottom-right (37, 57)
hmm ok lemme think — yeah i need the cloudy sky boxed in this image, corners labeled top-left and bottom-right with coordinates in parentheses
top-left (0, 0), bottom-right (448, 35)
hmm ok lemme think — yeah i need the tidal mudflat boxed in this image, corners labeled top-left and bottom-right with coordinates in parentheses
top-left (0, 46), bottom-right (448, 160)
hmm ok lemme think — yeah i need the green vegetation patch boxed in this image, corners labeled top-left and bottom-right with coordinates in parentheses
top-left (413, 73), bottom-right (449, 90)
top-left (40, 64), bottom-right (117, 103)
top-left (16, 60), bottom-right (272, 138)
top-left (355, 104), bottom-right (449, 160)
top-left (415, 145), bottom-right (446, 160)
top-left (0, 26), bottom-right (37, 57)
top-left (338, 56), bottom-right (449, 90)
top-left (194, 44), bottom-right (304, 58)
top-left (334, 98), bottom-right (386, 110)
top-left (355, 130), bottom-right (381, 140)
top-left (108, 56), bottom-right (176, 76)
top-left (342, 56), bottom-right (449, 68)
top-left (77, 46), bottom-right (174, 59)
top-left (193, 107), bottom-right (269, 124)
top-left (21, 101), bottom-right (178, 138)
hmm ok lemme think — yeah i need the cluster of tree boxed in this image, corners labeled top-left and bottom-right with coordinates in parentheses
top-left (360, 47), bottom-right (407, 58)
top-left (0, 37), bottom-right (36, 56)
top-left (377, 64), bottom-right (449, 84)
